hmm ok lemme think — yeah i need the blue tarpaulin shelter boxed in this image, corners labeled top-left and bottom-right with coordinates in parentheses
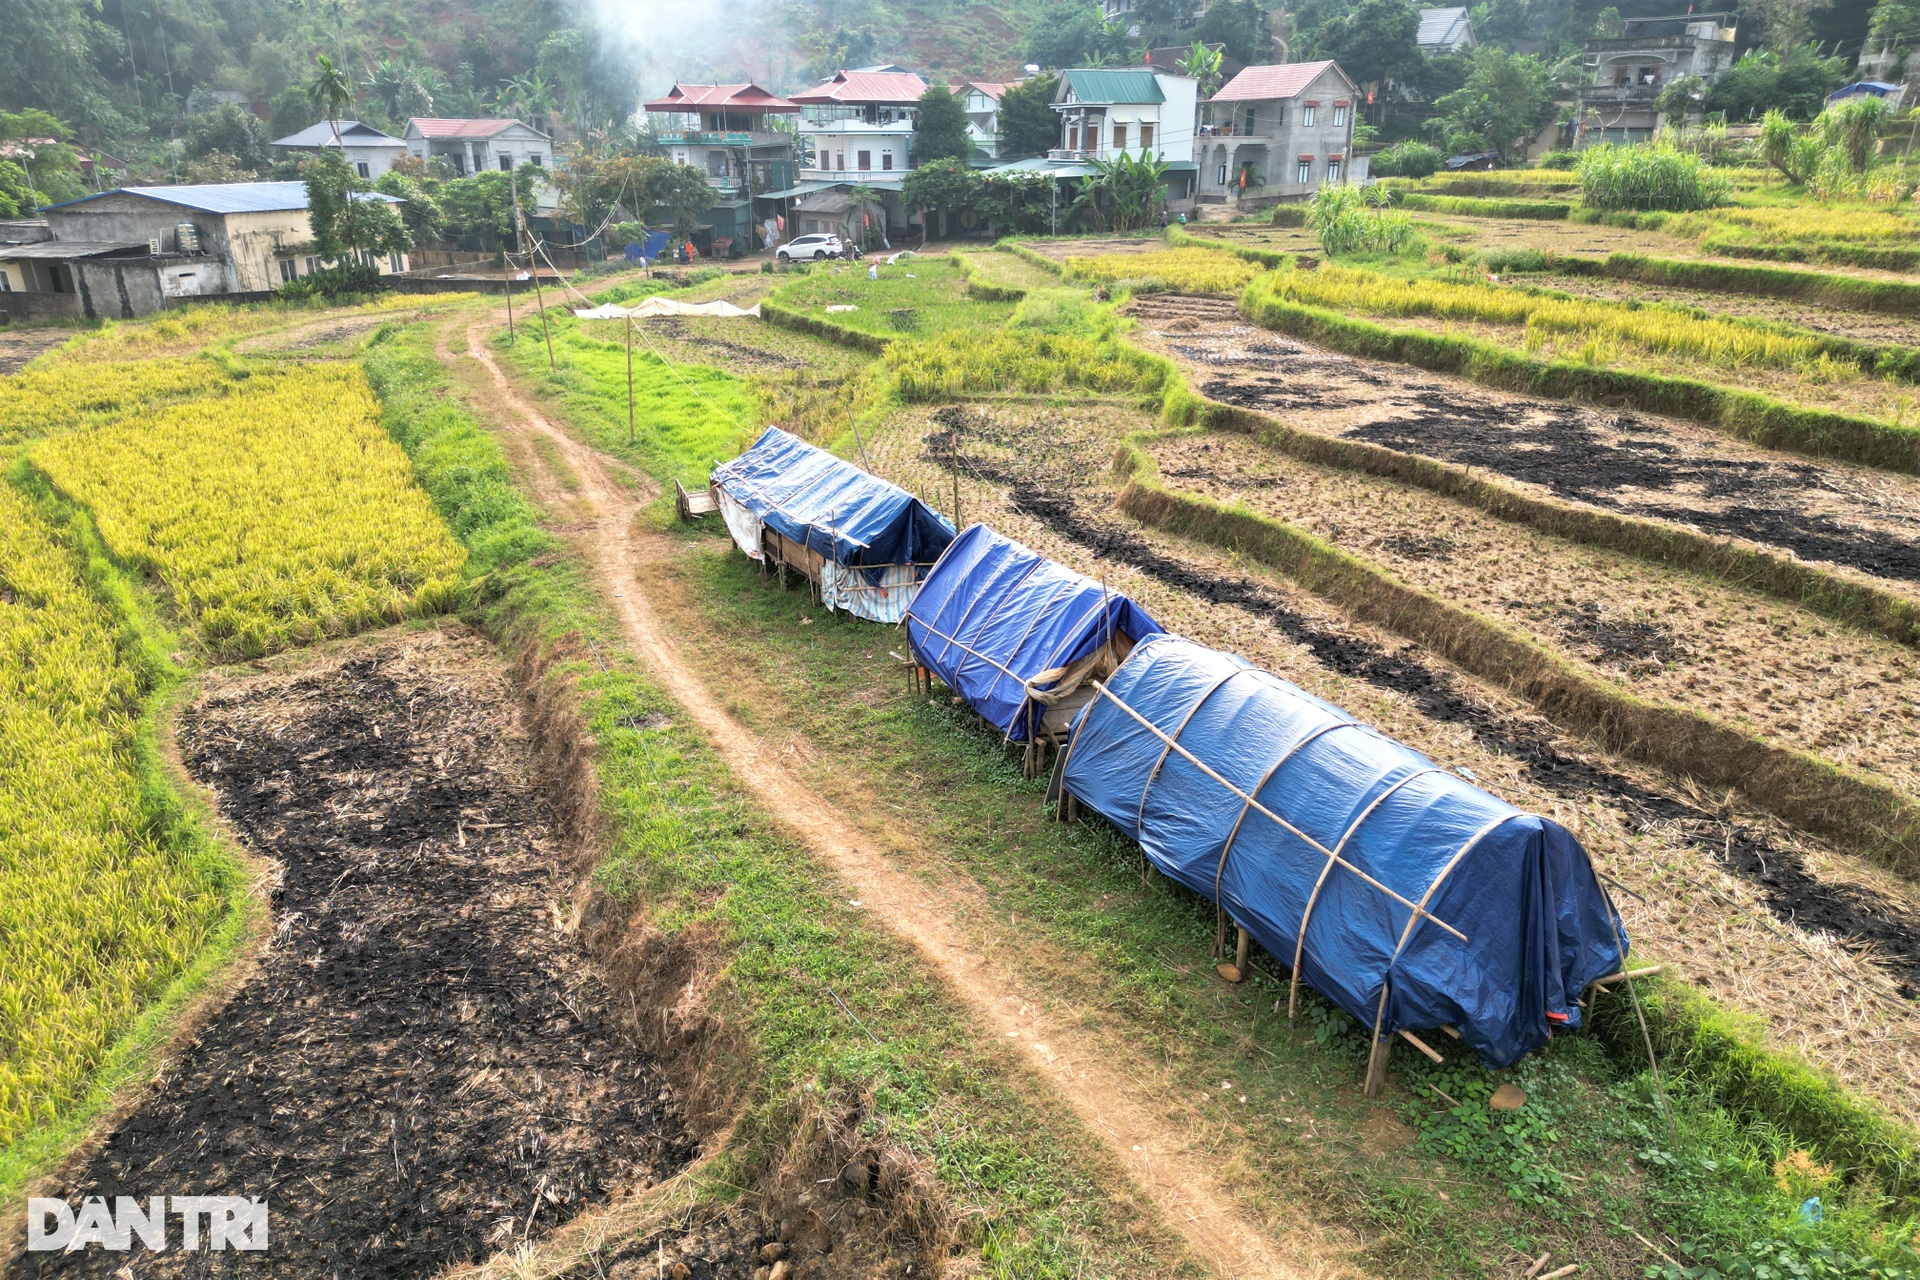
top-left (710, 427), bottom-right (956, 623)
top-left (1056, 635), bottom-right (1625, 1071)
top-left (906, 524), bottom-right (1162, 745)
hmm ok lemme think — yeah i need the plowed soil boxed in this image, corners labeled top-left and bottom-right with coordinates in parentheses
top-left (1148, 430), bottom-right (1920, 802)
top-left (18, 628), bottom-right (694, 1278)
top-left (865, 400), bottom-right (1920, 1127)
top-left (1126, 294), bottom-right (1920, 591)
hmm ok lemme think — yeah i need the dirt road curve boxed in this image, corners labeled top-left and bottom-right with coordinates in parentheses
top-left (447, 316), bottom-right (1325, 1280)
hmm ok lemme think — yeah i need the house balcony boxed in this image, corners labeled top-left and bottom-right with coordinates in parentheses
top-left (797, 167), bottom-right (904, 184)
top-left (1049, 148), bottom-right (1097, 161)
top-left (656, 130), bottom-right (786, 147)
top-left (1577, 85), bottom-right (1663, 106)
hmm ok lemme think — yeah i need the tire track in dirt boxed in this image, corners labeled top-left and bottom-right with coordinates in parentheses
top-left (441, 316), bottom-right (1331, 1280)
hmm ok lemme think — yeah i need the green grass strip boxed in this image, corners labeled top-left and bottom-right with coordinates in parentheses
top-left (1111, 440), bottom-right (1920, 877)
top-left (761, 297), bottom-right (895, 353)
top-left (994, 238), bottom-right (1067, 276)
top-left (948, 249), bottom-right (1030, 303)
top-left (1566, 253), bottom-right (1920, 315)
top-left (1238, 279), bottom-right (1920, 475)
top-left (1193, 399), bottom-right (1920, 650)
top-left (1395, 192), bottom-right (1572, 220)
top-left (1165, 224), bottom-right (1293, 267)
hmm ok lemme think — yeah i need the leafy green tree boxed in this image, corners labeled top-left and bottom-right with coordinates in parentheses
top-left (1025, 3), bottom-right (1126, 69)
top-left (1703, 47), bottom-right (1843, 121)
top-left (1425, 46), bottom-right (1551, 159)
top-left (186, 102), bottom-right (269, 170)
top-left (0, 160), bottom-right (37, 218)
top-left (997, 74), bottom-right (1061, 159)
top-left (979, 170), bottom-right (1060, 234)
top-left (1744, 0), bottom-right (1834, 57)
top-left (304, 149), bottom-right (410, 265)
top-left (1194, 0), bottom-right (1273, 65)
top-left (913, 82), bottom-right (973, 165)
top-left (374, 169), bottom-right (444, 244)
top-left (644, 160), bottom-right (716, 236)
top-left (440, 170), bottom-right (520, 247)
top-left (1177, 43), bottom-right (1226, 97)
top-left (903, 157), bottom-right (984, 236)
top-left (0, 110), bottom-right (87, 206)
top-left (0, 0), bottom-right (124, 137)
top-left (1312, 0), bottom-right (1421, 109)
top-left (269, 88), bottom-right (316, 142)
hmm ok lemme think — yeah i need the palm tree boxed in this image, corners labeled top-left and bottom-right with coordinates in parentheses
top-left (306, 54), bottom-right (355, 146)
top-left (497, 72), bottom-right (557, 134)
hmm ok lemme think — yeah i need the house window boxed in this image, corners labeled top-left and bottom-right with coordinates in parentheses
top-left (498, 154), bottom-right (512, 170)
top-left (1303, 104), bottom-right (1316, 126)
top-left (1332, 104), bottom-right (1347, 126)
top-left (858, 149), bottom-right (871, 170)
top-left (1327, 159), bottom-right (1342, 182)
top-left (278, 258), bottom-right (297, 283)
top-left (355, 160), bottom-right (370, 178)
top-left (1217, 163), bottom-right (1228, 185)
top-left (1140, 122), bottom-right (1154, 149)
top-left (305, 256), bottom-right (319, 273)
top-left (1112, 123), bottom-right (1127, 150)
top-left (1243, 107), bottom-right (1256, 131)
top-left (528, 154), bottom-right (543, 166)
top-left (1068, 125), bottom-right (1079, 150)
top-left (882, 151), bottom-right (894, 170)
top-left (389, 253), bottom-right (405, 273)
top-left (1297, 159), bottom-right (1312, 183)
top-left (1, 270), bottom-right (13, 292)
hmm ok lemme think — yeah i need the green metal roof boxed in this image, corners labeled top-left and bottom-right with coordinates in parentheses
top-left (1061, 69), bottom-right (1164, 105)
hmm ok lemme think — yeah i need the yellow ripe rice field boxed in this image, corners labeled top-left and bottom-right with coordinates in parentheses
top-left (32, 365), bottom-right (467, 657)
top-left (1061, 246), bottom-right (1265, 295)
top-left (0, 356), bottom-right (243, 446)
top-left (0, 486), bottom-right (227, 1149)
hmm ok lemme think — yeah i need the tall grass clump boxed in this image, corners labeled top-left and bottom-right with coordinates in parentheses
top-left (1579, 142), bottom-right (1730, 212)
top-left (885, 329), bottom-right (1165, 401)
top-left (1305, 184), bottom-right (1416, 256)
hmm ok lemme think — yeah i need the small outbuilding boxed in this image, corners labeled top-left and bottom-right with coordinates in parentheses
top-left (1055, 635), bottom-right (1625, 1079)
top-left (710, 427), bottom-right (956, 622)
top-left (906, 523), bottom-right (1161, 754)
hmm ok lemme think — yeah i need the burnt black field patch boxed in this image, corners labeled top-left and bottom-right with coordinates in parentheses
top-left (20, 630), bottom-right (693, 1279)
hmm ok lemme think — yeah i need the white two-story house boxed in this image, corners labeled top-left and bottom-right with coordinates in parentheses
top-left (1198, 60), bottom-right (1358, 204)
top-left (402, 118), bottom-right (552, 176)
top-left (1049, 68), bottom-right (1199, 197)
top-left (790, 69), bottom-right (929, 183)
top-left (952, 82), bottom-right (1010, 161)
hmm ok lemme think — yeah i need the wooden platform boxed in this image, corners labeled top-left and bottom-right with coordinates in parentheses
top-left (675, 479), bottom-right (718, 522)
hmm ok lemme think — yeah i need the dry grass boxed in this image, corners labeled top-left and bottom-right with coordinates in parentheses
top-left (859, 398), bottom-right (1920, 1129)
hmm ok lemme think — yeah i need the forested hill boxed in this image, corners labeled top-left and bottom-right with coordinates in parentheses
top-left (0, 0), bottom-right (1056, 152)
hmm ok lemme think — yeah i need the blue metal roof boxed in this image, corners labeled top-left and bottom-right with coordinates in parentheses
top-left (45, 182), bottom-right (402, 215)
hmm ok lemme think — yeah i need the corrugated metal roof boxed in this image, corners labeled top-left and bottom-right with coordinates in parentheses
top-left (790, 70), bottom-right (929, 104)
top-left (1212, 60), bottom-right (1344, 101)
top-left (407, 117), bottom-right (548, 140)
top-left (1061, 69), bottom-right (1164, 104)
top-left (0, 240), bottom-right (147, 259)
top-left (44, 183), bottom-right (405, 215)
top-left (271, 120), bottom-right (406, 148)
top-left (643, 83), bottom-right (799, 112)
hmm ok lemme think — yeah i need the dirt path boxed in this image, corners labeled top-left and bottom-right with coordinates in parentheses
top-left (443, 315), bottom-right (1329, 1280)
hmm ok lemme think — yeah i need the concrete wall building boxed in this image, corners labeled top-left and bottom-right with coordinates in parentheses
top-left (953, 82), bottom-right (1010, 160)
top-left (1198, 60), bottom-right (1358, 204)
top-left (1417, 7), bottom-right (1476, 55)
top-left (790, 69), bottom-right (928, 183)
top-left (403, 118), bottom-right (552, 175)
top-left (645, 83), bottom-right (800, 252)
top-left (1576, 13), bottom-right (1737, 146)
top-left (0, 182), bottom-right (407, 321)
top-left (271, 120), bottom-right (409, 179)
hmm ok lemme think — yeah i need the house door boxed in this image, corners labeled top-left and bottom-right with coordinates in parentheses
top-left (858, 149), bottom-right (871, 171)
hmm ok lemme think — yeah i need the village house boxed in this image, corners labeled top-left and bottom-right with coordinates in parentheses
top-left (952, 82), bottom-right (1010, 160)
top-left (1416, 7), bottom-right (1476, 56)
top-left (1576, 13), bottom-right (1737, 146)
top-left (0, 181), bottom-right (407, 322)
top-left (789, 69), bottom-right (928, 183)
top-left (1198, 60), bottom-right (1359, 205)
top-left (270, 119), bottom-right (409, 180)
top-left (1049, 68), bottom-right (1200, 198)
top-left (645, 83), bottom-right (800, 252)
top-left (402, 118), bottom-right (552, 176)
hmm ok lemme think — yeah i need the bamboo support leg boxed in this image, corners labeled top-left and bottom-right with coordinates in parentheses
top-left (1363, 1034), bottom-right (1390, 1099)
top-left (1216, 925), bottom-right (1250, 983)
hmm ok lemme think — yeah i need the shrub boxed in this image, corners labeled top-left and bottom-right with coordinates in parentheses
top-left (1578, 142), bottom-right (1731, 212)
top-left (1369, 141), bottom-right (1444, 179)
top-left (1537, 149), bottom-right (1579, 170)
top-left (1305, 184), bottom-right (1416, 256)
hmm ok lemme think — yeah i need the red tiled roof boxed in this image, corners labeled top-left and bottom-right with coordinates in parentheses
top-left (1211, 60), bottom-right (1348, 102)
top-left (643, 82), bottom-right (799, 112)
top-left (951, 81), bottom-right (1010, 99)
top-left (790, 70), bottom-right (930, 105)
top-left (407, 118), bottom-right (525, 139)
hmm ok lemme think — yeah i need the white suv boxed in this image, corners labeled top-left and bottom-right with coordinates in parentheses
top-left (777, 233), bottom-right (843, 262)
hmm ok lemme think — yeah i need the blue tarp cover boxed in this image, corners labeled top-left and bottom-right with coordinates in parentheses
top-left (711, 427), bottom-right (956, 568)
top-left (1059, 636), bottom-right (1625, 1067)
top-left (905, 524), bottom-right (1162, 741)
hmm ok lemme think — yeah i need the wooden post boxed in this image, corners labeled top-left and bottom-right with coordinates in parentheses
top-left (624, 314), bottom-right (635, 446)
top-left (530, 254), bottom-right (556, 372)
top-left (1362, 1033), bottom-right (1390, 1099)
top-left (950, 428), bottom-right (961, 529)
top-left (504, 256), bottom-right (515, 341)
top-left (1216, 924), bottom-right (1250, 983)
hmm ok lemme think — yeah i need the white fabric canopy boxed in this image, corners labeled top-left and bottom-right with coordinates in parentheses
top-left (571, 298), bottom-right (762, 320)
